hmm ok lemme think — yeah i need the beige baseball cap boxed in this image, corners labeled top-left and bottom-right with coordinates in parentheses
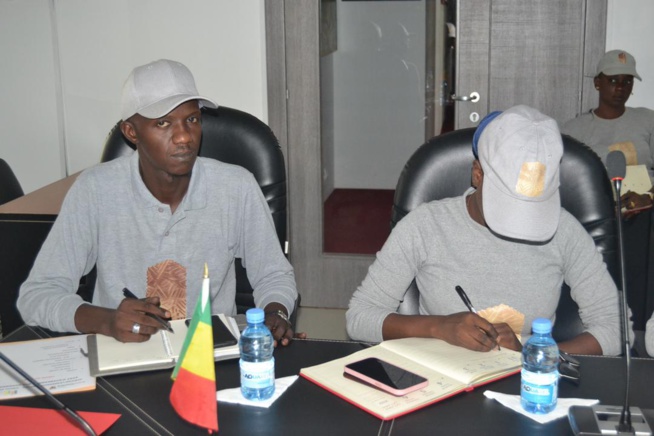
top-left (121, 59), bottom-right (218, 121)
top-left (596, 50), bottom-right (641, 80)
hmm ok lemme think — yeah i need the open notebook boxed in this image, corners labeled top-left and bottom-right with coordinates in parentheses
top-left (300, 337), bottom-right (521, 420)
top-left (87, 314), bottom-right (240, 377)
top-left (620, 165), bottom-right (653, 218)
top-left (0, 335), bottom-right (96, 400)
top-left (623, 164), bottom-right (652, 195)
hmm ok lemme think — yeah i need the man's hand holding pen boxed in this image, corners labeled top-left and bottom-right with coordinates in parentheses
top-left (108, 290), bottom-right (173, 343)
top-left (433, 312), bottom-right (521, 352)
top-left (438, 312), bottom-right (501, 352)
top-left (454, 285), bottom-right (521, 352)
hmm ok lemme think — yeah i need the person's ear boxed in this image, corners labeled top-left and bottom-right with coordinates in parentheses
top-left (471, 160), bottom-right (483, 188)
top-left (593, 76), bottom-right (600, 90)
top-left (120, 121), bottom-right (138, 145)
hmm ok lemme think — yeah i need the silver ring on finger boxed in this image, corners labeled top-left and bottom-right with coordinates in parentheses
top-left (132, 322), bottom-right (141, 334)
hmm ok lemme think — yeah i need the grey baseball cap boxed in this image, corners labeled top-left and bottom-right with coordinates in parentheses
top-left (120, 59), bottom-right (218, 121)
top-left (478, 105), bottom-right (563, 242)
top-left (596, 50), bottom-right (641, 80)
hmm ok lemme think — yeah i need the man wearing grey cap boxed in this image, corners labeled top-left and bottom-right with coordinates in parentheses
top-left (562, 49), bottom-right (654, 210)
top-left (562, 50), bottom-right (654, 336)
top-left (18, 59), bottom-right (303, 346)
top-left (347, 105), bottom-right (625, 356)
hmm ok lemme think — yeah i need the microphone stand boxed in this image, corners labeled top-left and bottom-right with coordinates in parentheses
top-left (613, 177), bottom-right (634, 433)
top-left (0, 352), bottom-right (97, 436)
top-left (569, 152), bottom-right (652, 435)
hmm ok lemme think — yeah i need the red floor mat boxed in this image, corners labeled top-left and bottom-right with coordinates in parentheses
top-left (323, 188), bottom-right (394, 254)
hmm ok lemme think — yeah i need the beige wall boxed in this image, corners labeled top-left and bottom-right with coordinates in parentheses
top-left (0, 0), bottom-right (267, 194)
top-left (606, 0), bottom-right (654, 108)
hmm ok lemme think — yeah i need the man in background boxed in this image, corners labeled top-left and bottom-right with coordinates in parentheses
top-left (563, 50), bottom-right (654, 332)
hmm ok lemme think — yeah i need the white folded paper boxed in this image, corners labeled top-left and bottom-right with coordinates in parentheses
top-left (216, 375), bottom-right (298, 408)
top-left (484, 390), bottom-right (599, 424)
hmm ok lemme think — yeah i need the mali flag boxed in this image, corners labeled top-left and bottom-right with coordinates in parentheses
top-left (170, 265), bottom-right (218, 433)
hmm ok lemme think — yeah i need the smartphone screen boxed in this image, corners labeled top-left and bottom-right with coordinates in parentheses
top-left (344, 358), bottom-right (428, 396)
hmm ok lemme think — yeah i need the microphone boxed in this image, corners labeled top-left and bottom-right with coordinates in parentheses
top-left (607, 149), bottom-right (627, 181)
top-left (568, 151), bottom-right (652, 435)
top-left (0, 352), bottom-right (97, 436)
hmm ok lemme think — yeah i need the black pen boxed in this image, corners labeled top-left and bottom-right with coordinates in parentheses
top-left (455, 285), bottom-right (500, 350)
top-left (455, 285), bottom-right (478, 313)
top-left (122, 288), bottom-right (174, 333)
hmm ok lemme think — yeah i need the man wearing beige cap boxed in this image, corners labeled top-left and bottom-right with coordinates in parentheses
top-left (347, 105), bottom-right (626, 356)
top-left (563, 49), bottom-right (654, 207)
top-left (563, 50), bottom-right (654, 335)
top-left (18, 59), bottom-right (303, 345)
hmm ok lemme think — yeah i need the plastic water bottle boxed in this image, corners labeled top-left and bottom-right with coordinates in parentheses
top-left (239, 308), bottom-right (275, 400)
top-left (521, 318), bottom-right (559, 414)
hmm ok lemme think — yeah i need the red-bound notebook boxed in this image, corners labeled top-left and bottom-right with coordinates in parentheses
top-left (300, 337), bottom-right (521, 420)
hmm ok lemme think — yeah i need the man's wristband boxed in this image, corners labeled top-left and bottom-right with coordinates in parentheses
top-left (266, 309), bottom-right (291, 327)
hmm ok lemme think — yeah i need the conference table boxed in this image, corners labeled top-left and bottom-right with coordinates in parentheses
top-left (2, 325), bottom-right (654, 435)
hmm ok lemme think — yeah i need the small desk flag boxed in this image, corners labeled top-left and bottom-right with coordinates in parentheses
top-left (170, 263), bottom-right (218, 433)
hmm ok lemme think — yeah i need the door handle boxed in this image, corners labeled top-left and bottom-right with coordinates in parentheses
top-left (451, 91), bottom-right (480, 103)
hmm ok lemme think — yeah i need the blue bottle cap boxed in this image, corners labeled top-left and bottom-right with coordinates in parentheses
top-left (246, 308), bottom-right (265, 324)
top-left (531, 318), bottom-right (552, 334)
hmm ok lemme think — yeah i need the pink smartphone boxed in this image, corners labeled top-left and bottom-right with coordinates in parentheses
top-left (344, 357), bottom-right (429, 396)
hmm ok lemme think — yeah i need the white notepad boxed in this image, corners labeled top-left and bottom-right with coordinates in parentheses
top-left (0, 335), bottom-right (96, 399)
top-left (623, 164), bottom-right (652, 194)
top-left (87, 314), bottom-right (240, 377)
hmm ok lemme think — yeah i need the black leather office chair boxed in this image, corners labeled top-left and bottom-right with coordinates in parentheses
top-left (0, 158), bottom-right (24, 205)
top-left (101, 106), bottom-right (298, 324)
top-left (391, 128), bottom-right (618, 343)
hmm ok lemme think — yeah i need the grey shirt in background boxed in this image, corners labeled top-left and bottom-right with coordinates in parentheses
top-left (17, 153), bottom-right (297, 333)
top-left (647, 316), bottom-right (654, 357)
top-left (346, 189), bottom-right (625, 355)
top-left (562, 107), bottom-right (654, 179)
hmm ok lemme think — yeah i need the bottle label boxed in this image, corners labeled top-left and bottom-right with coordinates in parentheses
top-left (521, 369), bottom-right (558, 404)
top-left (240, 359), bottom-right (275, 390)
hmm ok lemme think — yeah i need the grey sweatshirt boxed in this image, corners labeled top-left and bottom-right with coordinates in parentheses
top-left (17, 153), bottom-right (297, 333)
top-left (346, 189), bottom-right (625, 355)
top-left (562, 107), bottom-right (654, 179)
